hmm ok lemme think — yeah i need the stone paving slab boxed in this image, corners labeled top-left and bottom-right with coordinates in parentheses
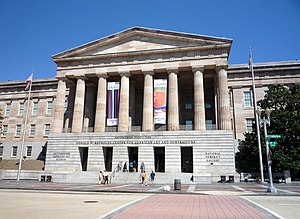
top-left (110, 194), bottom-right (271, 219)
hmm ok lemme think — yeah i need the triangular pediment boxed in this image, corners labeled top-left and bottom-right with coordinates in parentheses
top-left (53, 27), bottom-right (232, 60)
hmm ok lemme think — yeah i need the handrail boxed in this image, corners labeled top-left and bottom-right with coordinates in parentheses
top-left (109, 161), bottom-right (123, 183)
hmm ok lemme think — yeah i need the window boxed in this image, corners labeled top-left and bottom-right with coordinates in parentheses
top-left (246, 118), bottom-right (254, 133)
top-left (5, 103), bottom-right (11, 116)
top-left (185, 103), bottom-right (192, 110)
top-left (2, 125), bottom-right (8, 137)
top-left (18, 102), bottom-right (25, 116)
top-left (64, 100), bottom-right (68, 113)
top-left (0, 146), bottom-right (3, 157)
top-left (243, 91), bottom-right (252, 107)
top-left (229, 90), bottom-right (233, 107)
top-left (11, 146), bottom-right (17, 157)
top-left (46, 101), bottom-right (53, 115)
top-left (26, 146), bottom-right (32, 157)
top-left (32, 102), bottom-right (38, 116)
top-left (29, 124), bottom-right (36, 137)
top-left (44, 124), bottom-right (50, 136)
top-left (15, 125), bottom-right (21, 137)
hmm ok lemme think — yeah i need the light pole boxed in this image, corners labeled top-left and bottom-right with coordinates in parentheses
top-left (258, 108), bottom-right (277, 193)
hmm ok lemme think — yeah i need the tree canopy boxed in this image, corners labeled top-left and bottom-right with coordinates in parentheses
top-left (236, 84), bottom-right (300, 179)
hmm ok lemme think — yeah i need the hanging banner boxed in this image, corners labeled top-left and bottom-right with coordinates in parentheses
top-left (154, 79), bottom-right (167, 124)
top-left (107, 82), bottom-right (120, 126)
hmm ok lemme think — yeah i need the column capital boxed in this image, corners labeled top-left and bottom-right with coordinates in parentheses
top-left (96, 73), bottom-right (108, 79)
top-left (142, 70), bottom-right (154, 76)
top-left (166, 68), bottom-right (179, 74)
top-left (192, 65), bottom-right (204, 73)
top-left (74, 74), bottom-right (88, 80)
top-left (119, 71), bottom-right (131, 77)
top-left (56, 76), bottom-right (68, 82)
top-left (216, 65), bottom-right (228, 72)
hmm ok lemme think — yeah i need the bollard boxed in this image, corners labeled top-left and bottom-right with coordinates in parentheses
top-left (174, 179), bottom-right (181, 190)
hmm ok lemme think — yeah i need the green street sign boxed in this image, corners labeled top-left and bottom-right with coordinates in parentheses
top-left (267, 135), bottom-right (282, 138)
top-left (269, 141), bottom-right (278, 148)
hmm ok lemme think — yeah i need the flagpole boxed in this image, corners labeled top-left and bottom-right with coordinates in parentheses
top-left (249, 48), bottom-right (264, 183)
top-left (17, 72), bottom-right (33, 181)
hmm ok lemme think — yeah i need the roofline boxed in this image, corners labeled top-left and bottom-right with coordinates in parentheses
top-left (52, 27), bottom-right (233, 59)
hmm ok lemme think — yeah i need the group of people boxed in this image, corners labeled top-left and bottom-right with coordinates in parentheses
top-left (98, 170), bottom-right (109, 184)
top-left (98, 161), bottom-right (157, 186)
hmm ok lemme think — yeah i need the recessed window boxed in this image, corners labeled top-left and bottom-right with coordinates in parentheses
top-left (11, 146), bottom-right (17, 157)
top-left (2, 125), bottom-right (8, 137)
top-left (185, 103), bottom-right (192, 110)
top-left (29, 124), bottom-right (36, 137)
top-left (26, 146), bottom-right (32, 157)
top-left (205, 103), bottom-right (212, 109)
top-left (0, 146), bottom-right (3, 157)
top-left (18, 102), bottom-right (25, 116)
top-left (46, 101), bottom-right (53, 115)
top-left (44, 124), bottom-right (50, 136)
top-left (15, 125), bottom-right (21, 137)
top-left (246, 118), bottom-right (254, 133)
top-left (5, 103), bottom-right (11, 117)
top-left (32, 102), bottom-right (38, 116)
top-left (243, 91), bottom-right (252, 107)
top-left (64, 100), bottom-right (68, 113)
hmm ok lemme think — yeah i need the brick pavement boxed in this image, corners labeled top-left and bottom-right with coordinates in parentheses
top-left (111, 194), bottom-right (270, 219)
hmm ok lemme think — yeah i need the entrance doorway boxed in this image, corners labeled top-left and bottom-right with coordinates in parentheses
top-left (154, 147), bottom-right (165, 172)
top-left (79, 147), bottom-right (88, 171)
top-left (103, 147), bottom-right (113, 171)
top-left (128, 147), bottom-right (138, 172)
top-left (181, 147), bottom-right (193, 173)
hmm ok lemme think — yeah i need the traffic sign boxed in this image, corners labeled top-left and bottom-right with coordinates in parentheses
top-left (269, 141), bottom-right (278, 148)
top-left (267, 135), bottom-right (281, 138)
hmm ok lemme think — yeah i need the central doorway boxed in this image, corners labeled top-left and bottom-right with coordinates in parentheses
top-left (103, 147), bottom-right (113, 171)
top-left (154, 147), bottom-right (165, 172)
top-left (128, 147), bottom-right (138, 172)
top-left (79, 147), bottom-right (88, 171)
top-left (181, 146), bottom-right (193, 173)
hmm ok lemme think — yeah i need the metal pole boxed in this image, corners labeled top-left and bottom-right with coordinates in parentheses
top-left (250, 48), bottom-right (264, 183)
top-left (17, 74), bottom-right (33, 181)
top-left (262, 116), bottom-right (277, 193)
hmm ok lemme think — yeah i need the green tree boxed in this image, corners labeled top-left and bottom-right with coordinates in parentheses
top-left (236, 84), bottom-right (300, 179)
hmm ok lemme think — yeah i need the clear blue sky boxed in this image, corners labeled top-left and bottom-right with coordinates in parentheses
top-left (1, 0), bottom-right (299, 82)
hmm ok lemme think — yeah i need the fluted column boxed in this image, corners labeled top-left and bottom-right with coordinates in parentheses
top-left (52, 77), bottom-right (67, 133)
top-left (217, 66), bottom-right (231, 130)
top-left (94, 74), bottom-right (107, 132)
top-left (142, 71), bottom-right (154, 131)
top-left (193, 66), bottom-right (206, 130)
top-left (167, 69), bottom-right (179, 131)
top-left (118, 72), bottom-right (130, 132)
top-left (72, 77), bottom-right (86, 133)
top-left (129, 80), bottom-right (136, 126)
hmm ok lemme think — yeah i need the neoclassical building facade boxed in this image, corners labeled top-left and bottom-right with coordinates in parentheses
top-left (1, 27), bottom-right (300, 183)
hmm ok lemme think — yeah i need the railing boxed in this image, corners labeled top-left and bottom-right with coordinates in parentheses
top-left (109, 161), bottom-right (123, 183)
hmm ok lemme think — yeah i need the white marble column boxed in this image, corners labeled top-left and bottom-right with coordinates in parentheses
top-left (52, 77), bottom-right (66, 133)
top-left (217, 66), bottom-right (231, 130)
top-left (72, 77), bottom-right (86, 133)
top-left (193, 66), bottom-right (206, 130)
top-left (142, 71), bottom-right (154, 131)
top-left (167, 69), bottom-right (179, 131)
top-left (94, 74), bottom-right (107, 132)
top-left (118, 72), bottom-right (130, 132)
top-left (129, 80), bottom-right (136, 126)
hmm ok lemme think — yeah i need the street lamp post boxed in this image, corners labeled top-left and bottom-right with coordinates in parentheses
top-left (259, 109), bottom-right (277, 193)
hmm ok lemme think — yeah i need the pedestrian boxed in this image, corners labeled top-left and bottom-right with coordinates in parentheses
top-left (133, 160), bottom-right (137, 172)
top-left (129, 161), bottom-right (133, 172)
top-left (150, 170), bottom-right (156, 186)
top-left (123, 162), bottom-right (128, 172)
top-left (103, 170), bottom-right (109, 184)
top-left (98, 170), bottom-right (104, 184)
top-left (141, 171), bottom-right (147, 186)
top-left (139, 162), bottom-right (145, 180)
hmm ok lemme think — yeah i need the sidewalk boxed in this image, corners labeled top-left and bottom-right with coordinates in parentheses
top-left (1, 180), bottom-right (300, 219)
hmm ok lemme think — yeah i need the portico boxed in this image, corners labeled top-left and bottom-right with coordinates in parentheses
top-left (46, 27), bottom-right (236, 183)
